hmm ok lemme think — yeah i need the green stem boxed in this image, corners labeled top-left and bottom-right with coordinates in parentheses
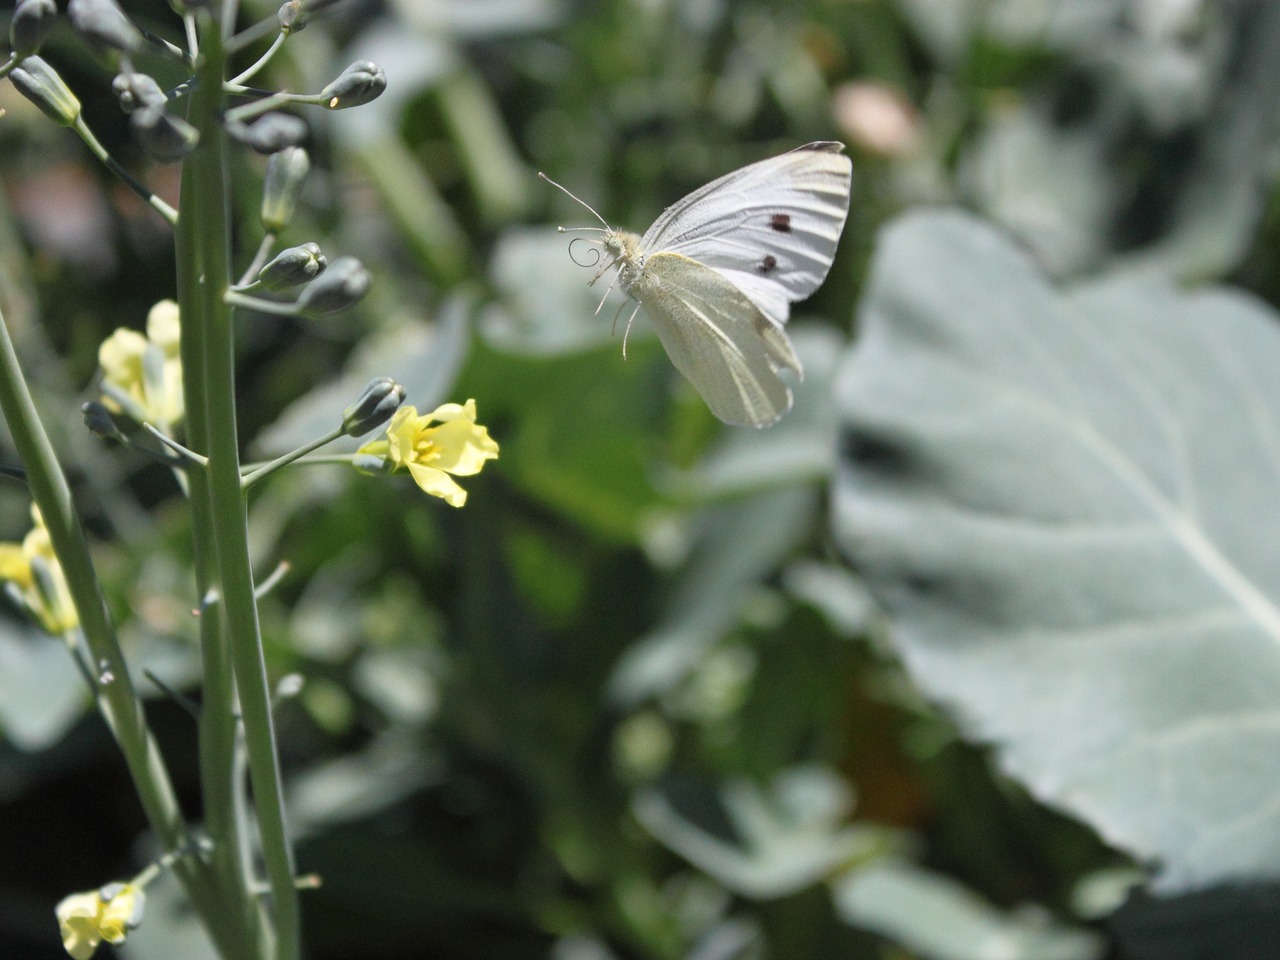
top-left (72, 117), bottom-right (178, 225)
top-left (185, 14), bottom-right (299, 960)
top-left (176, 67), bottom-right (265, 960)
top-left (241, 425), bottom-right (344, 488)
top-left (0, 303), bottom-right (178, 829)
top-left (0, 301), bottom-right (244, 942)
top-left (227, 32), bottom-right (285, 87)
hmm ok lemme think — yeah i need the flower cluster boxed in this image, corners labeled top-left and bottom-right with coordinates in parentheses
top-left (0, 504), bottom-right (76, 634)
top-left (55, 882), bottom-right (144, 960)
top-left (357, 400), bottom-right (499, 507)
top-left (98, 299), bottom-right (183, 430)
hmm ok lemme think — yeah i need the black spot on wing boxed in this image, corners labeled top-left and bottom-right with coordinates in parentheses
top-left (757, 254), bottom-right (778, 274)
top-left (769, 213), bottom-right (792, 233)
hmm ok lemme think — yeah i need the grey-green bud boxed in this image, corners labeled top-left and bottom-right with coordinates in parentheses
top-left (277, 0), bottom-right (308, 35)
top-left (10, 56), bottom-right (81, 126)
top-left (10, 0), bottom-right (58, 56)
top-left (342, 377), bottom-right (406, 437)
top-left (229, 112), bottom-right (308, 155)
top-left (67, 0), bottom-right (142, 52)
top-left (320, 61), bottom-right (387, 110)
top-left (260, 146), bottom-right (310, 233)
top-left (112, 72), bottom-right (166, 115)
top-left (257, 242), bottom-right (326, 292)
top-left (131, 105), bottom-right (199, 162)
top-left (81, 401), bottom-right (129, 443)
top-left (296, 256), bottom-right (370, 316)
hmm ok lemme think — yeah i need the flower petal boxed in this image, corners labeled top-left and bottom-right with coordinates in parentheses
top-left (426, 418), bottom-right (499, 476)
top-left (0, 542), bottom-right (31, 587)
top-left (145, 300), bottom-right (180, 354)
top-left (56, 891), bottom-right (105, 960)
top-left (406, 463), bottom-right (468, 507)
top-left (98, 329), bottom-right (148, 388)
top-left (421, 399), bottom-right (474, 424)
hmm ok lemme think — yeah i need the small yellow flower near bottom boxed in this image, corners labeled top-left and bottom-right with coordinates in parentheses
top-left (56, 883), bottom-right (145, 960)
top-left (357, 399), bottom-right (499, 507)
top-left (0, 504), bottom-right (77, 634)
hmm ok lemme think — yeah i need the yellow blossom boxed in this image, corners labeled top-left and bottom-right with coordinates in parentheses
top-left (357, 399), bottom-right (498, 507)
top-left (55, 883), bottom-right (145, 960)
top-left (98, 299), bottom-right (183, 428)
top-left (0, 504), bottom-right (76, 634)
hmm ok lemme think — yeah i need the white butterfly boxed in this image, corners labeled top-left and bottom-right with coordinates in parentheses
top-left (542, 142), bottom-right (852, 427)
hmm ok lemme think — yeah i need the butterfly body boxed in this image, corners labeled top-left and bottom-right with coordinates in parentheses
top-left (546, 142), bottom-right (852, 427)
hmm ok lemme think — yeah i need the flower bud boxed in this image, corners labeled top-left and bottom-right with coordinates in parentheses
top-left (131, 105), bottom-right (199, 162)
top-left (10, 0), bottom-right (58, 56)
top-left (228, 112), bottom-right (308, 155)
top-left (277, 0), bottom-right (308, 35)
top-left (320, 61), bottom-right (387, 110)
top-left (260, 146), bottom-right (310, 233)
top-left (9, 56), bottom-right (81, 126)
top-left (112, 72), bottom-right (166, 115)
top-left (296, 257), bottom-right (369, 316)
top-left (342, 377), bottom-right (406, 437)
top-left (67, 0), bottom-right (142, 52)
top-left (81, 401), bottom-right (129, 443)
top-left (257, 242), bottom-right (326, 291)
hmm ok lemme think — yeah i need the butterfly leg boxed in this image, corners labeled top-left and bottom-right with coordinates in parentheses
top-left (621, 301), bottom-right (642, 360)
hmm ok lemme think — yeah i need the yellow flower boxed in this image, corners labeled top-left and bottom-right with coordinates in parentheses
top-left (0, 504), bottom-right (76, 634)
top-left (55, 883), bottom-right (145, 960)
top-left (357, 399), bottom-right (499, 507)
top-left (98, 299), bottom-right (183, 428)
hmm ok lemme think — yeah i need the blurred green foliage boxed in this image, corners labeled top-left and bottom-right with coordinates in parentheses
top-left (1, 0), bottom-right (1277, 958)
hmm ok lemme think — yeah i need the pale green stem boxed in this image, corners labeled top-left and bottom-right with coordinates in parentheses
top-left (0, 300), bottom-right (246, 950)
top-left (228, 32), bottom-right (285, 87)
top-left (223, 290), bottom-right (300, 316)
top-left (72, 117), bottom-right (178, 225)
top-left (238, 233), bottom-right (277, 288)
top-left (241, 426), bottom-right (345, 488)
top-left (183, 13), bottom-right (299, 960)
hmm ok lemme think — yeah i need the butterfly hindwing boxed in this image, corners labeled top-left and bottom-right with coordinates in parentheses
top-left (639, 253), bottom-right (800, 428)
top-left (639, 142), bottom-right (852, 325)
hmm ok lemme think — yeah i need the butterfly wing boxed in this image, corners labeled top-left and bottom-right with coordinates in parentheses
top-left (639, 253), bottom-right (802, 428)
top-left (639, 142), bottom-right (852, 325)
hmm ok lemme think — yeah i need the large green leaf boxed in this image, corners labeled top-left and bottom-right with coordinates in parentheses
top-left (831, 208), bottom-right (1280, 892)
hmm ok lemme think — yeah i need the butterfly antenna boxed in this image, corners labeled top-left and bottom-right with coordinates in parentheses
top-left (539, 171), bottom-right (611, 229)
top-left (620, 302), bottom-right (642, 361)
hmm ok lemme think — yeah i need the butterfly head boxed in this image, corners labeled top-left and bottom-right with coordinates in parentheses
top-left (539, 171), bottom-right (646, 283)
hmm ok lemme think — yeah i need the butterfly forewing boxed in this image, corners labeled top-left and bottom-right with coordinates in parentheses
top-left (639, 253), bottom-right (799, 427)
top-left (638, 142), bottom-right (852, 325)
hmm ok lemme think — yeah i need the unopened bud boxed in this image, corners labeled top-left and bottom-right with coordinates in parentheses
top-left (228, 113), bottom-right (308, 155)
top-left (131, 105), bottom-right (199, 162)
top-left (277, 0), bottom-right (308, 34)
top-left (112, 72), bottom-right (166, 115)
top-left (10, 56), bottom-right (81, 126)
top-left (296, 257), bottom-right (369, 316)
top-left (82, 401), bottom-right (128, 443)
top-left (260, 146), bottom-right (310, 232)
top-left (342, 377), bottom-right (406, 437)
top-left (67, 0), bottom-right (142, 52)
top-left (257, 242), bottom-right (326, 291)
top-left (10, 0), bottom-right (58, 56)
top-left (320, 61), bottom-right (386, 110)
